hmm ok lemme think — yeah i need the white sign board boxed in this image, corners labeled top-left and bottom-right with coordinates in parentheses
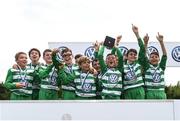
top-left (0, 100), bottom-right (176, 120)
top-left (48, 42), bottom-right (180, 67)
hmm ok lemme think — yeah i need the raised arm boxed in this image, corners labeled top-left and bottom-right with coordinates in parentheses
top-left (111, 35), bottom-right (122, 54)
top-left (93, 40), bottom-right (100, 59)
top-left (51, 48), bottom-right (62, 69)
top-left (156, 32), bottom-right (167, 70)
top-left (97, 45), bottom-right (107, 73)
top-left (38, 64), bottom-right (54, 79)
top-left (58, 66), bottom-right (75, 85)
top-left (132, 24), bottom-right (147, 68)
top-left (156, 32), bottom-right (167, 56)
top-left (143, 34), bottom-right (150, 71)
top-left (115, 36), bottom-right (123, 72)
top-left (143, 33), bottom-right (149, 54)
top-left (132, 24), bottom-right (144, 56)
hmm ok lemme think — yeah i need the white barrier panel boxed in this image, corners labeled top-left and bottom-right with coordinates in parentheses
top-left (48, 42), bottom-right (180, 67)
top-left (0, 100), bottom-right (179, 120)
top-left (174, 100), bottom-right (180, 120)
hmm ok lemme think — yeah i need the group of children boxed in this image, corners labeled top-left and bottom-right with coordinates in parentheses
top-left (4, 25), bottom-right (167, 100)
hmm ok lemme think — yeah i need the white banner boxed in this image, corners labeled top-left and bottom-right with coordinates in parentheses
top-left (0, 100), bottom-right (178, 120)
top-left (48, 42), bottom-right (180, 67)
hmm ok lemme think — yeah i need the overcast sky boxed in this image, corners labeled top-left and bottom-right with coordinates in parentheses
top-left (0, 0), bottom-right (179, 85)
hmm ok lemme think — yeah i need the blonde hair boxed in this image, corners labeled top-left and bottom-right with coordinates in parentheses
top-left (78, 56), bottom-right (90, 66)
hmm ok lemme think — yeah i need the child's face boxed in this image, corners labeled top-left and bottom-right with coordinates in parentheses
top-left (43, 52), bottom-right (52, 64)
top-left (127, 52), bottom-right (137, 63)
top-left (149, 54), bottom-right (160, 65)
top-left (62, 51), bottom-right (73, 65)
top-left (30, 50), bottom-right (40, 62)
top-left (106, 55), bottom-right (117, 68)
top-left (17, 54), bottom-right (28, 68)
top-left (92, 60), bottom-right (100, 72)
top-left (80, 60), bottom-right (90, 72)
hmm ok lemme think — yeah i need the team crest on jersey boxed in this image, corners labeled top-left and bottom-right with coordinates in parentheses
top-left (119, 46), bottom-right (128, 56)
top-left (171, 46), bottom-right (180, 62)
top-left (84, 46), bottom-right (95, 60)
top-left (152, 72), bottom-right (161, 83)
top-left (108, 74), bottom-right (119, 83)
top-left (125, 71), bottom-right (136, 81)
top-left (82, 83), bottom-right (92, 92)
top-left (147, 46), bottom-right (159, 57)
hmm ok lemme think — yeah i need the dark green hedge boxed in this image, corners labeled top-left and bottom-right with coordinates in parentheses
top-left (0, 83), bottom-right (10, 100)
top-left (165, 81), bottom-right (180, 99)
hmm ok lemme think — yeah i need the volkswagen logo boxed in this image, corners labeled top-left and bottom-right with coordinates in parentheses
top-left (171, 46), bottom-right (180, 62)
top-left (84, 46), bottom-right (95, 59)
top-left (147, 46), bottom-right (159, 57)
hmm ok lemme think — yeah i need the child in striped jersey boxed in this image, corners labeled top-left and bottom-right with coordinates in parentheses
top-left (123, 25), bottom-right (145, 99)
top-left (92, 59), bottom-right (102, 99)
top-left (97, 36), bottom-right (123, 99)
top-left (27, 48), bottom-right (43, 100)
top-left (38, 49), bottom-right (61, 100)
top-left (11, 48), bottom-right (42, 100)
top-left (59, 48), bottom-right (78, 100)
top-left (4, 52), bottom-right (36, 100)
top-left (143, 33), bottom-right (167, 99)
top-left (57, 56), bottom-right (97, 99)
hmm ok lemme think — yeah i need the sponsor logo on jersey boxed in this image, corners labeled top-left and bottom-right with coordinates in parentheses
top-left (82, 83), bottom-right (92, 92)
top-left (108, 74), bottom-right (119, 83)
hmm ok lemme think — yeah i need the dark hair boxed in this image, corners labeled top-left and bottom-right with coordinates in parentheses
top-left (106, 53), bottom-right (115, 57)
top-left (61, 48), bottom-right (72, 56)
top-left (15, 52), bottom-right (27, 61)
top-left (75, 54), bottom-right (83, 60)
top-left (150, 52), bottom-right (159, 57)
top-left (92, 59), bottom-right (99, 65)
top-left (28, 48), bottom-right (41, 57)
top-left (126, 49), bottom-right (137, 56)
top-left (43, 49), bottom-right (52, 57)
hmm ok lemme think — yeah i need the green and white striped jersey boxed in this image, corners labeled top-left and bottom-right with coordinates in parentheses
top-left (4, 67), bottom-right (35, 96)
top-left (38, 64), bottom-right (60, 91)
top-left (62, 64), bottom-right (79, 91)
top-left (27, 62), bottom-right (43, 89)
top-left (100, 68), bottom-right (122, 96)
top-left (144, 55), bottom-right (167, 91)
top-left (73, 70), bottom-right (96, 97)
top-left (123, 62), bottom-right (144, 90)
top-left (145, 65), bottom-right (165, 91)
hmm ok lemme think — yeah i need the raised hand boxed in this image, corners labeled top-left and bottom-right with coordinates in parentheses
top-left (156, 32), bottom-right (166, 55)
top-left (132, 24), bottom-right (140, 39)
top-left (115, 35), bottom-right (122, 47)
top-left (52, 48), bottom-right (60, 55)
top-left (93, 40), bottom-right (100, 51)
top-left (156, 32), bottom-right (163, 43)
top-left (132, 24), bottom-right (139, 34)
top-left (143, 33), bottom-right (149, 45)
